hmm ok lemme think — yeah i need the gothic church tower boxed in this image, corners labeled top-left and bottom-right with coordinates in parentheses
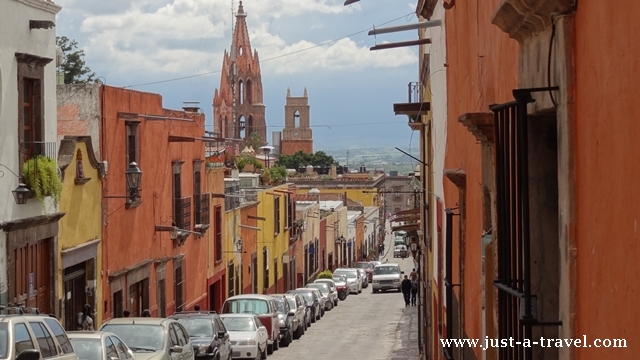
top-left (213, 1), bottom-right (266, 144)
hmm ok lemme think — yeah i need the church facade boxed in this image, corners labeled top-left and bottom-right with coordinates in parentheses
top-left (212, 1), bottom-right (266, 145)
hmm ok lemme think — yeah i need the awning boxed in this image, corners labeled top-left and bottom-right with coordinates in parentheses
top-left (392, 223), bottom-right (420, 232)
top-left (394, 214), bottom-right (421, 222)
top-left (61, 238), bottom-right (101, 268)
top-left (393, 208), bottom-right (420, 216)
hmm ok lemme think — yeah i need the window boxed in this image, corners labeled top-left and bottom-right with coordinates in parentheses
top-left (194, 162), bottom-right (202, 225)
top-left (125, 121), bottom-right (139, 166)
top-left (104, 337), bottom-right (118, 360)
top-left (173, 162), bottom-right (191, 233)
top-left (228, 262), bottom-right (235, 298)
top-left (215, 205), bottom-right (222, 262)
top-left (43, 318), bottom-right (73, 354)
top-left (285, 195), bottom-right (292, 229)
top-left (28, 322), bottom-right (57, 358)
top-left (168, 326), bottom-right (179, 347)
top-left (14, 323), bottom-right (34, 355)
top-left (239, 80), bottom-right (244, 105)
top-left (274, 196), bottom-right (281, 235)
top-left (172, 323), bottom-right (188, 346)
top-left (263, 247), bottom-right (269, 292)
top-left (110, 336), bottom-right (132, 360)
top-left (174, 259), bottom-right (184, 312)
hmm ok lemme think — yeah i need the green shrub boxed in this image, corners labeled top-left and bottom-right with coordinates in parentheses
top-left (22, 155), bottom-right (62, 206)
top-left (317, 270), bottom-right (333, 279)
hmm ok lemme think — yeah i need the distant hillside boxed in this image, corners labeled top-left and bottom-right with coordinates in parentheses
top-left (317, 146), bottom-right (420, 176)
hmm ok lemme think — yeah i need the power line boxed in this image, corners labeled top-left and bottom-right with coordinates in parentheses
top-left (123, 12), bottom-right (414, 89)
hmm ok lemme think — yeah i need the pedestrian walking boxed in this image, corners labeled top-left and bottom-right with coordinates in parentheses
top-left (142, 309), bottom-right (151, 317)
top-left (410, 268), bottom-right (418, 281)
top-left (411, 281), bottom-right (418, 306)
top-left (77, 304), bottom-right (95, 331)
top-left (401, 275), bottom-right (412, 307)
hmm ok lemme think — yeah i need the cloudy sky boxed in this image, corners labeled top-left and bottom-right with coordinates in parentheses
top-left (55, 0), bottom-right (422, 152)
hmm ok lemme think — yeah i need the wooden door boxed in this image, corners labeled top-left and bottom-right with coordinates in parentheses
top-left (63, 266), bottom-right (86, 331)
top-left (13, 239), bottom-right (50, 313)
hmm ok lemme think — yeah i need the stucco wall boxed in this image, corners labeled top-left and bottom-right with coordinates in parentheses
top-left (57, 84), bottom-right (102, 159)
top-left (0, 0), bottom-right (62, 305)
top-left (444, 0), bottom-right (519, 357)
top-left (574, 2), bottom-right (639, 358)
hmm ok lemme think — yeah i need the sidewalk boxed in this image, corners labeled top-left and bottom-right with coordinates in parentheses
top-left (387, 303), bottom-right (421, 360)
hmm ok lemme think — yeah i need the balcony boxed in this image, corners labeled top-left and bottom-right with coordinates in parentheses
top-left (393, 82), bottom-right (430, 130)
top-left (22, 141), bottom-right (57, 163)
top-left (174, 197), bottom-right (192, 230)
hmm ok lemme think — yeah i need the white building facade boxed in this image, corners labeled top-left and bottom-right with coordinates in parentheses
top-left (0, 0), bottom-right (63, 312)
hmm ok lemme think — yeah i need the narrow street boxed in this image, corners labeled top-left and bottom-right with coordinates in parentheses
top-left (268, 230), bottom-right (420, 360)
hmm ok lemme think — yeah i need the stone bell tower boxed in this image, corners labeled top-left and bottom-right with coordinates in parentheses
top-left (281, 87), bottom-right (313, 155)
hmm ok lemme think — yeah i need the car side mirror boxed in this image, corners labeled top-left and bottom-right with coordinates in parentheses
top-left (218, 331), bottom-right (226, 339)
top-left (259, 326), bottom-right (266, 331)
top-left (16, 349), bottom-right (41, 360)
top-left (170, 346), bottom-right (184, 353)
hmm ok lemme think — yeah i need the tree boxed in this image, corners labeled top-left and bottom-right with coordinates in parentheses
top-left (56, 36), bottom-right (96, 84)
top-left (275, 150), bottom-right (338, 171)
top-left (245, 132), bottom-right (264, 151)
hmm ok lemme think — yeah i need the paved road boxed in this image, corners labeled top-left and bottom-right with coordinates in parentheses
top-left (268, 226), bottom-right (418, 360)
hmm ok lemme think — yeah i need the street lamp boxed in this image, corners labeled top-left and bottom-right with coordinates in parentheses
top-left (12, 183), bottom-right (30, 205)
top-left (105, 162), bottom-right (143, 202)
top-left (259, 146), bottom-right (274, 169)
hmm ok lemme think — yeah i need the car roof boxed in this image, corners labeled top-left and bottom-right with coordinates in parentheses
top-left (101, 317), bottom-right (173, 326)
top-left (219, 314), bottom-right (257, 318)
top-left (315, 279), bottom-right (334, 283)
top-left (67, 331), bottom-right (112, 339)
top-left (375, 263), bottom-right (400, 267)
top-left (168, 312), bottom-right (219, 320)
top-left (225, 294), bottom-right (274, 301)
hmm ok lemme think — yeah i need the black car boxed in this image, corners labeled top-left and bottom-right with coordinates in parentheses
top-left (168, 311), bottom-right (232, 359)
top-left (286, 289), bottom-right (320, 323)
top-left (270, 295), bottom-right (295, 347)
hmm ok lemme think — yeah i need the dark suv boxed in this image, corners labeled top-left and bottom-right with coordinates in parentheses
top-left (168, 311), bottom-right (232, 359)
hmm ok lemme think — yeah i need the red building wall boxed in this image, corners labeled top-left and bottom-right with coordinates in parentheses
top-left (100, 85), bottom-right (207, 320)
top-left (574, 2), bottom-right (640, 358)
top-left (281, 140), bottom-right (312, 155)
top-left (444, 0), bottom-right (519, 358)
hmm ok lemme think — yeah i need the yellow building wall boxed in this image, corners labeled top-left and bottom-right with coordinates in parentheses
top-left (296, 188), bottom-right (378, 207)
top-left (224, 208), bottom-right (242, 296)
top-left (256, 184), bottom-right (291, 293)
top-left (57, 141), bottom-right (103, 326)
top-left (205, 168), bottom-right (227, 280)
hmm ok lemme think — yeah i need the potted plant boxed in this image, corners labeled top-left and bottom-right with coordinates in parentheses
top-left (22, 155), bottom-right (63, 206)
top-left (317, 270), bottom-right (333, 279)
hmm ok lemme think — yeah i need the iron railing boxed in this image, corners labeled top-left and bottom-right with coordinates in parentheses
top-left (408, 82), bottom-right (420, 104)
top-left (490, 87), bottom-right (561, 360)
top-left (174, 197), bottom-right (192, 231)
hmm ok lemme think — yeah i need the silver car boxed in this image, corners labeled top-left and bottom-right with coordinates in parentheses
top-left (300, 288), bottom-right (327, 318)
top-left (305, 283), bottom-right (335, 310)
top-left (334, 268), bottom-right (363, 294)
top-left (314, 279), bottom-right (339, 306)
top-left (68, 331), bottom-right (135, 360)
top-left (356, 268), bottom-right (369, 288)
top-left (100, 317), bottom-right (196, 360)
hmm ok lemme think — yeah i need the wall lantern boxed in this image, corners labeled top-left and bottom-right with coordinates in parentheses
top-left (12, 183), bottom-right (31, 205)
top-left (125, 162), bottom-right (142, 198)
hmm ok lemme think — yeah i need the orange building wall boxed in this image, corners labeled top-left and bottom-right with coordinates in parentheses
top-left (99, 85), bottom-right (207, 319)
top-left (444, 0), bottom-right (519, 356)
top-left (281, 140), bottom-right (312, 155)
top-left (574, 2), bottom-right (640, 357)
top-left (241, 205), bottom-right (259, 294)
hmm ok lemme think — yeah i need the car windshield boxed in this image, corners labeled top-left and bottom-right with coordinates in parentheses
top-left (306, 284), bottom-right (329, 294)
top-left (100, 324), bottom-right (165, 351)
top-left (274, 300), bottom-right (287, 314)
top-left (0, 323), bottom-right (7, 359)
top-left (356, 263), bottom-right (372, 269)
top-left (286, 298), bottom-right (296, 310)
top-left (69, 338), bottom-right (102, 360)
top-left (316, 280), bottom-right (334, 288)
top-left (290, 291), bottom-right (313, 302)
top-left (222, 317), bottom-right (256, 332)
top-left (332, 277), bottom-right (345, 283)
top-left (334, 271), bottom-right (356, 279)
top-left (177, 318), bottom-right (214, 337)
top-left (374, 266), bottom-right (400, 275)
top-left (222, 299), bottom-right (269, 315)
top-left (395, 245), bottom-right (406, 250)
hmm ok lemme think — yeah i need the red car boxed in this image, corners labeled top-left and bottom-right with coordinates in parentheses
top-left (356, 262), bottom-right (375, 282)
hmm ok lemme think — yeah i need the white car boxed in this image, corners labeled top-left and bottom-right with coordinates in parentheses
top-left (220, 314), bottom-right (269, 360)
top-left (68, 331), bottom-right (135, 360)
top-left (372, 263), bottom-right (404, 293)
top-left (333, 268), bottom-right (363, 294)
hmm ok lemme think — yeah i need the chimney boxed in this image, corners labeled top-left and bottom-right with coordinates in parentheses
top-left (182, 101), bottom-right (201, 113)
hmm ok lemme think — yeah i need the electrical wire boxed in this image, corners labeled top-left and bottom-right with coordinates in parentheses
top-left (123, 12), bottom-right (415, 89)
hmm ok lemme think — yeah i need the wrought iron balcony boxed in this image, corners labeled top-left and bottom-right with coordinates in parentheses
top-left (393, 82), bottom-right (430, 130)
top-left (22, 141), bottom-right (57, 163)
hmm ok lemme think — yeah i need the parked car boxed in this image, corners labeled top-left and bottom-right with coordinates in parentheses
top-left (286, 289), bottom-right (321, 323)
top-left (372, 263), bottom-right (404, 293)
top-left (313, 279), bottom-right (339, 306)
top-left (331, 275), bottom-right (350, 300)
top-left (68, 331), bottom-right (134, 360)
top-left (0, 309), bottom-right (78, 360)
top-left (305, 283), bottom-right (335, 310)
top-left (370, 260), bottom-right (382, 267)
top-left (333, 268), bottom-right (363, 294)
top-left (220, 314), bottom-right (268, 360)
top-left (281, 293), bottom-right (306, 339)
top-left (299, 288), bottom-right (326, 318)
top-left (100, 317), bottom-right (196, 360)
top-left (269, 295), bottom-right (295, 347)
top-left (394, 245), bottom-right (408, 258)
top-left (221, 294), bottom-right (280, 354)
top-left (356, 261), bottom-right (375, 282)
top-left (168, 311), bottom-right (232, 360)
top-left (356, 268), bottom-right (369, 288)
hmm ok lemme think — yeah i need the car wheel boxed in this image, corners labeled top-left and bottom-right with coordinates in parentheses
top-left (373, 288), bottom-right (378, 293)
top-left (273, 336), bottom-right (280, 351)
top-left (267, 343), bottom-right (274, 355)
